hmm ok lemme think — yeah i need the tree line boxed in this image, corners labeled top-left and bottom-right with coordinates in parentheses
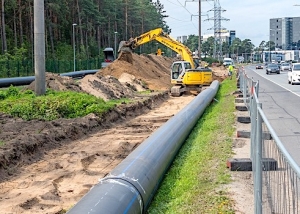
top-left (0, 0), bottom-right (169, 62)
top-left (0, 0), bottom-right (289, 65)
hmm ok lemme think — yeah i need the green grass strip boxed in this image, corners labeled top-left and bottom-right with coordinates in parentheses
top-left (0, 86), bottom-right (130, 121)
top-left (148, 78), bottom-right (237, 214)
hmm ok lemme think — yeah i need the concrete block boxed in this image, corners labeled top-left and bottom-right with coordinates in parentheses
top-left (227, 158), bottom-right (252, 171)
top-left (235, 98), bottom-right (244, 103)
top-left (233, 90), bottom-right (241, 95)
top-left (237, 130), bottom-right (251, 138)
top-left (235, 105), bottom-right (248, 111)
top-left (237, 116), bottom-right (251, 124)
top-left (236, 130), bottom-right (272, 140)
top-left (227, 158), bottom-right (277, 171)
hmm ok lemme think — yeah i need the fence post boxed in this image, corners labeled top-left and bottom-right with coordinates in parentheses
top-left (17, 61), bottom-right (20, 77)
top-left (6, 60), bottom-right (10, 77)
top-left (250, 92), bottom-right (257, 161)
top-left (255, 80), bottom-right (259, 98)
top-left (255, 103), bottom-right (263, 214)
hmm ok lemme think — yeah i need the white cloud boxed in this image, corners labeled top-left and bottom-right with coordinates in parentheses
top-left (159, 0), bottom-right (300, 46)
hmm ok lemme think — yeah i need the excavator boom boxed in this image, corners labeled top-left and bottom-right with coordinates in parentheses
top-left (118, 28), bottom-right (196, 69)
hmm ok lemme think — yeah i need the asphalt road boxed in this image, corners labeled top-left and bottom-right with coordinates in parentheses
top-left (244, 65), bottom-right (300, 165)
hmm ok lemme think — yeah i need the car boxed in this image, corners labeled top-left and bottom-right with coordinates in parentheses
top-left (266, 63), bottom-right (280, 74)
top-left (223, 58), bottom-right (233, 66)
top-left (256, 64), bottom-right (263, 69)
top-left (288, 63), bottom-right (300, 85)
top-left (280, 63), bottom-right (291, 71)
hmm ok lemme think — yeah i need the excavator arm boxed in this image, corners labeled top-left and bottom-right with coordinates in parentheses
top-left (118, 28), bottom-right (196, 68)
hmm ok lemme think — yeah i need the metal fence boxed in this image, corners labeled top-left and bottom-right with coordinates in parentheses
top-left (0, 57), bottom-right (104, 78)
top-left (238, 67), bottom-right (300, 213)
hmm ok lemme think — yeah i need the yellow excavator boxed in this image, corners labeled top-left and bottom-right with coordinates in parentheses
top-left (118, 28), bottom-right (213, 96)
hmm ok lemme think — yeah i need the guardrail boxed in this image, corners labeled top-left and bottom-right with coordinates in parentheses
top-left (238, 67), bottom-right (300, 213)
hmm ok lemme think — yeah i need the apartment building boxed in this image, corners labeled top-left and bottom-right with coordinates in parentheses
top-left (270, 17), bottom-right (300, 50)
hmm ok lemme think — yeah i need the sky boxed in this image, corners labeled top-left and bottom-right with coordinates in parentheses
top-left (159, 0), bottom-right (300, 47)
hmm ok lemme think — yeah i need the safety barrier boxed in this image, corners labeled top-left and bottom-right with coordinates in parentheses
top-left (238, 68), bottom-right (300, 213)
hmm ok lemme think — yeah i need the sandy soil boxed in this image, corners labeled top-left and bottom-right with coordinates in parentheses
top-left (0, 52), bottom-right (245, 213)
top-left (0, 94), bottom-right (195, 213)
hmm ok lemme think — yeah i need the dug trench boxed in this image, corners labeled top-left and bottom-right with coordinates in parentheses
top-left (0, 52), bottom-right (228, 213)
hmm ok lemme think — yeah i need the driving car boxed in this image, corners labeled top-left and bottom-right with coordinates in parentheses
top-left (256, 64), bottom-right (263, 69)
top-left (280, 63), bottom-right (291, 71)
top-left (266, 63), bottom-right (280, 74)
top-left (288, 63), bottom-right (300, 85)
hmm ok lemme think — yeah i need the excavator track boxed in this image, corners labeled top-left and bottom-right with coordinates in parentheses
top-left (171, 85), bottom-right (185, 97)
top-left (171, 85), bottom-right (202, 97)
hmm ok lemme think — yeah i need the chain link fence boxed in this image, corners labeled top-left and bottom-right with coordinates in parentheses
top-left (0, 57), bottom-right (104, 78)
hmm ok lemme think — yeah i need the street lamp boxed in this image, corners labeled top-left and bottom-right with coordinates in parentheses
top-left (72, 23), bottom-right (77, 72)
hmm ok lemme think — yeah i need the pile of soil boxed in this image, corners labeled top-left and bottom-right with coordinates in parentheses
top-left (99, 52), bottom-right (173, 91)
top-left (25, 73), bottom-right (83, 92)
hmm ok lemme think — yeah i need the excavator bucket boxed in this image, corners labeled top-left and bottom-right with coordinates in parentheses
top-left (117, 41), bottom-right (134, 64)
top-left (118, 40), bottom-right (134, 53)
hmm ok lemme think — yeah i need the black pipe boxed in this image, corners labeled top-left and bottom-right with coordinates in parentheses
top-left (67, 80), bottom-right (220, 214)
top-left (0, 70), bottom-right (98, 88)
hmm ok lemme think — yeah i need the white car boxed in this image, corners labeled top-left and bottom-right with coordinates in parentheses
top-left (280, 63), bottom-right (291, 71)
top-left (288, 63), bottom-right (300, 85)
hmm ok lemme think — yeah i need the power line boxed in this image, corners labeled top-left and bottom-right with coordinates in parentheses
top-left (205, 0), bottom-right (229, 59)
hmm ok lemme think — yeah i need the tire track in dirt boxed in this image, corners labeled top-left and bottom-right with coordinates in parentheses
top-left (0, 95), bottom-right (195, 214)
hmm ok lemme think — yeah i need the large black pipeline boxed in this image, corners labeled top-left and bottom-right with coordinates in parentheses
top-left (0, 70), bottom-right (98, 88)
top-left (67, 80), bottom-right (220, 214)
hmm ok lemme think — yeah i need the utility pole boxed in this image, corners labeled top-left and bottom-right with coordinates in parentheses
top-left (198, 0), bottom-right (201, 59)
top-left (34, 0), bottom-right (45, 95)
top-left (186, 0), bottom-right (213, 61)
top-left (72, 23), bottom-right (77, 72)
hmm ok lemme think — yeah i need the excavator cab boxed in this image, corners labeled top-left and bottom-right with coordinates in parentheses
top-left (170, 61), bottom-right (212, 96)
top-left (171, 61), bottom-right (192, 82)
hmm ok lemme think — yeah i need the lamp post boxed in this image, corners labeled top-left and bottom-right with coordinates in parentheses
top-left (114, 31), bottom-right (118, 59)
top-left (72, 23), bottom-right (77, 72)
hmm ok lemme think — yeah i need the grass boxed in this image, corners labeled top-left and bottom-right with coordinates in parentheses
top-left (0, 86), bottom-right (130, 121)
top-left (0, 141), bottom-right (4, 147)
top-left (148, 78), bottom-right (237, 214)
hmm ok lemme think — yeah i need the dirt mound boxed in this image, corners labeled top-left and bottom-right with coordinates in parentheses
top-left (117, 51), bottom-right (133, 64)
top-left (211, 64), bottom-right (228, 82)
top-left (25, 72), bottom-right (83, 92)
top-left (80, 74), bottom-right (135, 101)
top-left (100, 53), bottom-right (173, 91)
